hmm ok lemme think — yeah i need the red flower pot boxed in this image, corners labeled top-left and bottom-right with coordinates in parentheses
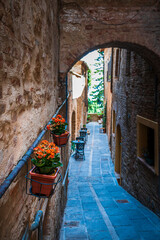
top-left (53, 131), bottom-right (69, 146)
top-left (29, 167), bottom-right (59, 196)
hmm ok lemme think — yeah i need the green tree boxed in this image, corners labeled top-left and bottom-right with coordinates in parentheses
top-left (87, 69), bottom-right (92, 88)
top-left (90, 50), bottom-right (104, 112)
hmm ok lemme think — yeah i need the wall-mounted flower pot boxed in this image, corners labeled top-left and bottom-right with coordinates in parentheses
top-left (53, 131), bottom-right (69, 146)
top-left (29, 167), bottom-right (59, 196)
top-left (100, 127), bottom-right (106, 133)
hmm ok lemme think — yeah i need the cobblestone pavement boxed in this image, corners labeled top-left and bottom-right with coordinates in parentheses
top-left (60, 122), bottom-right (160, 240)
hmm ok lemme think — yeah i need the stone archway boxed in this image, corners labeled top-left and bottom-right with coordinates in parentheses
top-left (59, 0), bottom-right (160, 79)
top-left (115, 125), bottom-right (122, 184)
top-left (71, 111), bottom-right (76, 141)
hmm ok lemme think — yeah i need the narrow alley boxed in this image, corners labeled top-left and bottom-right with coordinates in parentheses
top-left (1, 1), bottom-right (160, 239)
top-left (60, 122), bottom-right (160, 240)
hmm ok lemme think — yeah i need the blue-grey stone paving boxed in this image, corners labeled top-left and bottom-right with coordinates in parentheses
top-left (60, 122), bottom-right (160, 240)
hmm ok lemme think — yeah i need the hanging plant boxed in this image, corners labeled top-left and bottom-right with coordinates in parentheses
top-left (29, 140), bottom-right (63, 196)
top-left (47, 115), bottom-right (69, 146)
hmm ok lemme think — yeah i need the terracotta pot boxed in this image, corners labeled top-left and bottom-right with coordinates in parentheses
top-left (53, 131), bottom-right (69, 146)
top-left (29, 167), bottom-right (59, 196)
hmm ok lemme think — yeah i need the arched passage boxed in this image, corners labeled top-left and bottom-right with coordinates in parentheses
top-left (59, 1), bottom-right (160, 78)
top-left (115, 125), bottom-right (122, 183)
top-left (59, 42), bottom-right (160, 81)
top-left (71, 111), bottom-right (76, 141)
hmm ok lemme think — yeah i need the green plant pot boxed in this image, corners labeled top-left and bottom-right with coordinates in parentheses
top-left (38, 166), bottom-right (55, 174)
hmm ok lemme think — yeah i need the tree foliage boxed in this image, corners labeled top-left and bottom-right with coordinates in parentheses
top-left (88, 50), bottom-right (104, 113)
top-left (87, 69), bottom-right (92, 88)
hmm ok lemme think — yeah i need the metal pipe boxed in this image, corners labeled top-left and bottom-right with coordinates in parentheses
top-left (62, 162), bottom-right (70, 187)
top-left (0, 93), bottom-right (69, 199)
top-left (30, 210), bottom-right (43, 240)
top-left (38, 218), bottom-right (43, 240)
top-left (30, 210), bottom-right (43, 231)
top-left (65, 75), bottom-right (68, 123)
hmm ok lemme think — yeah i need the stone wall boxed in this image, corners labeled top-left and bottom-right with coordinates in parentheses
top-left (87, 113), bottom-right (99, 122)
top-left (111, 48), bottom-right (160, 214)
top-left (68, 61), bottom-right (88, 145)
top-left (0, 0), bottom-right (59, 183)
top-left (0, 1), bottom-right (68, 239)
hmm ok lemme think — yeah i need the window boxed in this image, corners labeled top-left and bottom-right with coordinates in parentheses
top-left (137, 115), bottom-right (159, 175)
top-left (112, 110), bottom-right (116, 134)
top-left (107, 54), bottom-right (112, 82)
top-left (115, 49), bottom-right (119, 77)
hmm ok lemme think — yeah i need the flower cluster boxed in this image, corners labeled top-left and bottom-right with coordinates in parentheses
top-left (47, 115), bottom-right (68, 135)
top-left (31, 140), bottom-right (63, 173)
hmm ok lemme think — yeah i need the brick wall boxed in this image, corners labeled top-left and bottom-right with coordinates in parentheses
top-left (111, 48), bottom-right (160, 214)
top-left (59, 0), bottom-right (160, 79)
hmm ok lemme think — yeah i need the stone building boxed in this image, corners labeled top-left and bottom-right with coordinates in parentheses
top-left (68, 61), bottom-right (88, 143)
top-left (0, 0), bottom-right (160, 239)
top-left (103, 48), bottom-right (113, 145)
top-left (104, 47), bottom-right (160, 215)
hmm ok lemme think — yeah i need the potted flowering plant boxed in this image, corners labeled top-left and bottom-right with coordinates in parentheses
top-left (29, 140), bottom-right (63, 196)
top-left (47, 115), bottom-right (69, 146)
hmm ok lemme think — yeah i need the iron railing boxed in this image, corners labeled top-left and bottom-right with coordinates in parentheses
top-left (0, 92), bottom-right (69, 199)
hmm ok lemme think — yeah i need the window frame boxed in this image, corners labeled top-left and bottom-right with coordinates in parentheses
top-left (137, 115), bottom-right (159, 175)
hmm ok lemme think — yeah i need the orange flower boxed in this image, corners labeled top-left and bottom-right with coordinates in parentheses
top-left (46, 114), bottom-right (67, 135)
top-left (46, 149), bottom-right (51, 154)
top-left (41, 140), bottom-right (49, 145)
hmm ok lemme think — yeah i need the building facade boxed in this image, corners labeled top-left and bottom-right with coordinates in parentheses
top-left (0, 0), bottom-right (160, 239)
top-left (68, 61), bottom-right (88, 143)
top-left (104, 47), bottom-right (160, 214)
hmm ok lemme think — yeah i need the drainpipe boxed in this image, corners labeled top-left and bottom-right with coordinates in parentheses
top-left (65, 75), bottom-right (68, 123)
top-left (30, 210), bottom-right (43, 240)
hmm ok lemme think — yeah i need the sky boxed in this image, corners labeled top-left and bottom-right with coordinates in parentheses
top-left (81, 50), bottom-right (99, 72)
top-left (81, 50), bottom-right (103, 98)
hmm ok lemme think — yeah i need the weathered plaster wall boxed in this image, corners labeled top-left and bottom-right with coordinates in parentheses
top-left (68, 62), bottom-right (88, 145)
top-left (59, 0), bottom-right (160, 79)
top-left (111, 49), bottom-right (160, 214)
top-left (104, 48), bottom-right (112, 143)
top-left (0, 0), bottom-right (59, 183)
top-left (0, 1), bottom-right (67, 239)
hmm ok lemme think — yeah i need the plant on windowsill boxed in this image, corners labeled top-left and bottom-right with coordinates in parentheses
top-left (47, 115), bottom-right (69, 146)
top-left (29, 140), bottom-right (63, 196)
top-left (142, 149), bottom-right (154, 167)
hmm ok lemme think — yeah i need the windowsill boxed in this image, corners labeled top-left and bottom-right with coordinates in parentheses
top-left (137, 157), bottom-right (156, 175)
